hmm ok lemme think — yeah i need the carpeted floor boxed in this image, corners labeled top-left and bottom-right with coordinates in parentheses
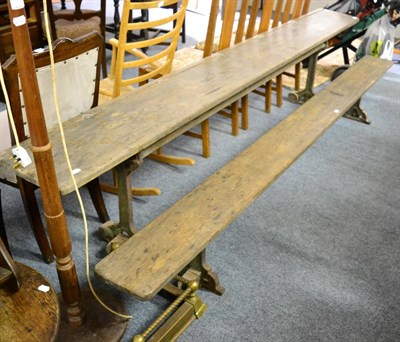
top-left (1, 8), bottom-right (400, 342)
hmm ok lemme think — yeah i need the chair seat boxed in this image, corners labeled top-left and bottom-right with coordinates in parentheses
top-left (141, 47), bottom-right (203, 76)
top-left (55, 17), bottom-right (101, 39)
top-left (99, 77), bottom-right (135, 104)
top-left (171, 47), bottom-right (204, 71)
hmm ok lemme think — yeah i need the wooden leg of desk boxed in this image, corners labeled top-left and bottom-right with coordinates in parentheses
top-left (295, 62), bottom-right (301, 91)
top-left (231, 100), bottom-right (239, 136)
top-left (201, 120), bottom-right (210, 158)
top-left (266, 80), bottom-right (272, 113)
top-left (276, 74), bottom-right (283, 108)
top-left (17, 178), bottom-right (54, 263)
top-left (241, 95), bottom-right (249, 130)
top-left (87, 177), bottom-right (110, 223)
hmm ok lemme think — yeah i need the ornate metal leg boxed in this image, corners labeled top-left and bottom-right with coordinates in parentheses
top-left (288, 52), bottom-right (318, 104)
top-left (343, 98), bottom-right (370, 124)
top-left (189, 250), bottom-right (225, 295)
top-left (99, 156), bottom-right (141, 242)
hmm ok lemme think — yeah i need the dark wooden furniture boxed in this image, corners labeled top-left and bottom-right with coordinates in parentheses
top-left (0, 0), bottom-right (44, 64)
top-left (0, 32), bottom-right (109, 263)
top-left (46, 0), bottom-right (107, 76)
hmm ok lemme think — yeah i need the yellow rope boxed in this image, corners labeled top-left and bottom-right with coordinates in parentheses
top-left (41, 0), bottom-right (132, 320)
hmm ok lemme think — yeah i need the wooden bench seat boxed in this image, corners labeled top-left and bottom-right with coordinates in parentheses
top-left (95, 56), bottom-right (392, 301)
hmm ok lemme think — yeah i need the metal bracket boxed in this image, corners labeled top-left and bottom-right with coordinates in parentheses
top-left (343, 99), bottom-right (370, 124)
top-left (188, 250), bottom-right (225, 296)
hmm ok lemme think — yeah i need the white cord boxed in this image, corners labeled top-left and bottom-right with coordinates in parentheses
top-left (42, 0), bottom-right (132, 320)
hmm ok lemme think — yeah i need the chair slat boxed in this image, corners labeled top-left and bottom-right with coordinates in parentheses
top-left (246, 0), bottom-right (261, 39)
top-left (259, 0), bottom-right (274, 33)
top-left (282, 0), bottom-right (294, 23)
top-left (219, 0), bottom-right (237, 51)
top-left (203, 0), bottom-right (220, 58)
top-left (272, 0), bottom-right (284, 28)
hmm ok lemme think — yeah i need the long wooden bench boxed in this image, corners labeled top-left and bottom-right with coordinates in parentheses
top-left (95, 56), bottom-right (392, 339)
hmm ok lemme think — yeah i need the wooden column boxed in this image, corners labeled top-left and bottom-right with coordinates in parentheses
top-left (7, 0), bottom-right (84, 326)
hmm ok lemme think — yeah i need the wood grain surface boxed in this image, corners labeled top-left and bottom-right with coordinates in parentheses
top-left (0, 263), bottom-right (59, 341)
top-left (0, 9), bottom-right (358, 194)
top-left (95, 57), bottom-right (392, 300)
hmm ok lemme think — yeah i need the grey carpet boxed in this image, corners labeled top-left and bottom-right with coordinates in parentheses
top-left (1, 25), bottom-right (399, 342)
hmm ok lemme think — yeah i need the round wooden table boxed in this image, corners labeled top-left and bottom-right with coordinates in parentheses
top-left (0, 262), bottom-right (60, 342)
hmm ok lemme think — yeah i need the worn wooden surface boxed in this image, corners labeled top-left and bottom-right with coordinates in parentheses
top-left (0, 262), bottom-right (59, 342)
top-left (95, 57), bottom-right (392, 300)
top-left (0, 9), bottom-right (357, 195)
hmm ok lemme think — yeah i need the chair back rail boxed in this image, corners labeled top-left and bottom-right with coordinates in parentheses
top-left (3, 32), bottom-right (102, 142)
top-left (45, 0), bottom-right (107, 76)
top-left (102, 0), bottom-right (188, 99)
top-left (259, 0), bottom-right (310, 33)
top-left (113, 0), bottom-right (188, 93)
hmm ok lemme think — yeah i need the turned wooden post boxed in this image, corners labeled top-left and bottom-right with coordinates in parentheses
top-left (7, 0), bottom-right (84, 326)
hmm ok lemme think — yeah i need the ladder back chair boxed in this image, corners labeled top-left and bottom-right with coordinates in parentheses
top-left (0, 32), bottom-right (109, 263)
top-left (254, 0), bottom-right (311, 112)
top-left (99, 0), bottom-right (190, 198)
top-left (137, 0), bottom-right (187, 44)
top-left (45, 0), bottom-right (107, 76)
top-left (139, 0), bottom-right (261, 158)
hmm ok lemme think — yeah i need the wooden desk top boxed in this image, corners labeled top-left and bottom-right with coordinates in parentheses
top-left (0, 9), bottom-right (357, 195)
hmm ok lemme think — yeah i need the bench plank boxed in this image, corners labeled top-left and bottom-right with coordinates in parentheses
top-left (0, 9), bottom-right (357, 194)
top-left (95, 56), bottom-right (392, 300)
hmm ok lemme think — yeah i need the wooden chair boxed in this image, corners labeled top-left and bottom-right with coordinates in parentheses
top-left (254, 0), bottom-right (311, 112)
top-left (0, 189), bottom-right (10, 255)
top-left (140, 0), bottom-right (261, 157)
top-left (134, 0), bottom-right (187, 44)
top-left (0, 32), bottom-right (109, 263)
top-left (163, 1), bottom-right (186, 44)
top-left (45, 0), bottom-right (107, 77)
top-left (99, 0), bottom-right (190, 197)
